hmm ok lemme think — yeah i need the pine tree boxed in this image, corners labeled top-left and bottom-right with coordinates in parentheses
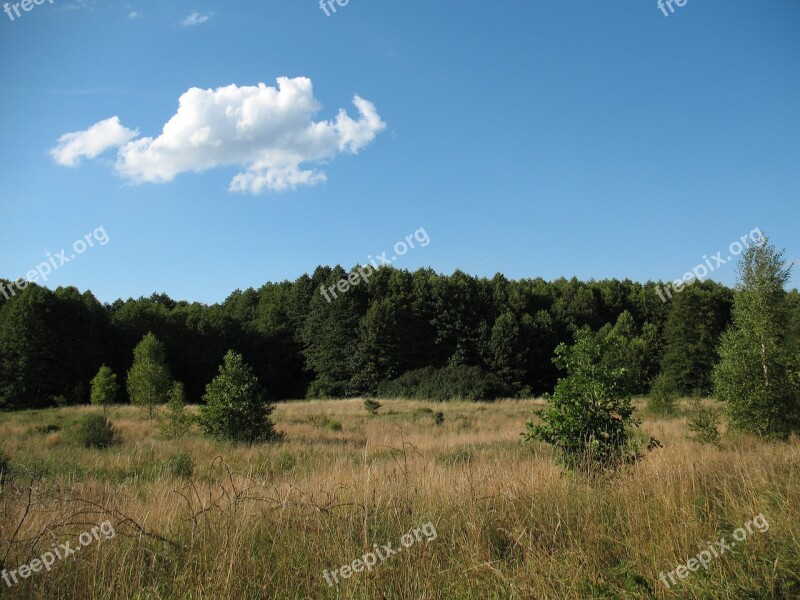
top-left (713, 237), bottom-right (800, 438)
top-left (198, 350), bottom-right (281, 444)
top-left (126, 332), bottom-right (171, 419)
top-left (90, 365), bottom-right (119, 413)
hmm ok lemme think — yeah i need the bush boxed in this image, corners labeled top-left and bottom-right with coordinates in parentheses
top-left (364, 399), bottom-right (382, 415)
top-left (648, 373), bottom-right (679, 417)
top-left (434, 411), bottom-right (445, 426)
top-left (523, 327), bottom-right (641, 471)
top-left (165, 452), bottom-right (195, 479)
top-left (688, 399), bottom-right (722, 447)
top-left (198, 350), bottom-right (282, 444)
top-left (377, 365), bottom-right (513, 401)
top-left (311, 416), bottom-right (342, 431)
top-left (74, 414), bottom-right (118, 448)
top-left (159, 381), bottom-right (192, 439)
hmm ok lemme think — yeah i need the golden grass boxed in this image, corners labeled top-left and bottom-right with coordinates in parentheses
top-left (0, 398), bottom-right (798, 599)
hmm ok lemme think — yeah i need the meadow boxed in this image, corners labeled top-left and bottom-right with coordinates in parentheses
top-left (1, 399), bottom-right (798, 599)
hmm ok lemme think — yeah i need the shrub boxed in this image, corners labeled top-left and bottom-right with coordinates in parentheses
top-left (74, 414), bottom-right (118, 448)
top-left (648, 373), bottom-right (679, 417)
top-left (159, 381), bottom-right (192, 439)
top-left (434, 411), bottom-right (445, 426)
top-left (688, 399), bottom-right (722, 447)
top-left (378, 365), bottom-right (513, 401)
top-left (198, 350), bottom-right (282, 444)
top-left (165, 452), bottom-right (195, 479)
top-left (523, 327), bottom-right (641, 471)
top-left (312, 416), bottom-right (342, 431)
top-left (364, 399), bottom-right (382, 415)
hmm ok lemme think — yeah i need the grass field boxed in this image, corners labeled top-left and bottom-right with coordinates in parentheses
top-left (1, 399), bottom-right (799, 599)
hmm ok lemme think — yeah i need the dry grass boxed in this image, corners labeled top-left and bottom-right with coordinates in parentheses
top-left (0, 398), bottom-right (798, 599)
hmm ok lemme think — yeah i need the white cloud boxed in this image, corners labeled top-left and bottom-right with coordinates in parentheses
top-left (127, 11), bottom-right (139, 19)
top-left (51, 77), bottom-right (386, 193)
top-left (50, 116), bottom-right (138, 167)
top-left (181, 11), bottom-right (211, 26)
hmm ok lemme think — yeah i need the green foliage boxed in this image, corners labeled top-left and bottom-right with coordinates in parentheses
top-left (159, 381), bottom-right (192, 439)
top-left (688, 399), bottom-right (722, 447)
top-left (378, 365), bottom-right (513, 401)
top-left (164, 452), bottom-right (195, 479)
top-left (660, 282), bottom-right (733, 395)
top-left (74, 413), bottom-right (118, 448)
top-left (364, 399), bottom-right (382, 415)
top-left (434, 411), bottom-right (445, 426)
top-left (127, 333), bottom-right (171, 419)
top-left (713, 238), bottom-right (800, 438)
top-left (311, 415), bottom-right (342, 431)
top-left (523, 326), bottom-right (641, 471)
top-left (648, 373), bottom-right (679, 417)
top-left (198, 350), bottom-right (281, 444)
top-left (90, 365), bottom-right (119, 411)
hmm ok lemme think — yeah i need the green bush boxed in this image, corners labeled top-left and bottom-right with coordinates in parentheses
top-left (377, 365), bottom-right (513, 401)
top-left (311, 415), bottom-right (342, 431)
top-left (523, 327), bottom-right (641, 471)
top-left (165, 452), bottom-right (195, 479)
top-left (434, 411), bottom-right (445, 426)
top-left (74, 414), bottom-right (118, 448)
top-left (198, 351), bottom-right (282, 444)
top-left (688, 399), bottom-right (722, 447)
top-left (364, 399), bottom-right (382, 415)
top-left (648, 373), bottom-right (679, 417)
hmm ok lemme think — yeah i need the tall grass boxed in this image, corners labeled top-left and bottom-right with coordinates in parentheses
top-left (0, 399), bottom-right (798, 599)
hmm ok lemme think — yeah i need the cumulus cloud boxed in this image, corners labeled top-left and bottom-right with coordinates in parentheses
top-left (50, 116), bottom-right (138, 167)
top-left (52, 77), bottom-right (386, 193)
top-left (181, 12), bottom-right (211, 26)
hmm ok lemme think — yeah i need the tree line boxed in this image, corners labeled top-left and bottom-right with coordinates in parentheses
top-left (1, 260), bottom-right (799, 410)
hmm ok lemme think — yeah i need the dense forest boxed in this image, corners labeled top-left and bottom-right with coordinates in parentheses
top-left (1, 266), bottom-right (799, 410)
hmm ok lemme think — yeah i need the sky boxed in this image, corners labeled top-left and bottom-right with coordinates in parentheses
top-left (1, 0), bottom-right (799, 304)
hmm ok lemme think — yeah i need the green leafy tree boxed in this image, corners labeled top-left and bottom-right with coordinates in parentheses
top-left (126, 332), bottom-right (171, 419)
top-left (90, 365), bottom-right (119, 413)
top-left (160, 381), bottom-right (192, 438)
top-left (713, 238), bottom-right (800, 438)
top-left (198, 350), bottom-right (281, 444)
top-left (523, 326), bottom-right (641, 470)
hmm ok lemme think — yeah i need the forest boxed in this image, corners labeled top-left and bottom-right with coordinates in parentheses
top-left (3, 265), bottom-right (799, 410)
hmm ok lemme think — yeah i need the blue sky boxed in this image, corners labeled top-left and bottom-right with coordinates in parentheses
top-left (1, 0), bottom-right (798, 304)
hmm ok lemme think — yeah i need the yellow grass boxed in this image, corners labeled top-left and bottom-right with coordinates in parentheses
top-left (0, 399), bottom-right (798, 599)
